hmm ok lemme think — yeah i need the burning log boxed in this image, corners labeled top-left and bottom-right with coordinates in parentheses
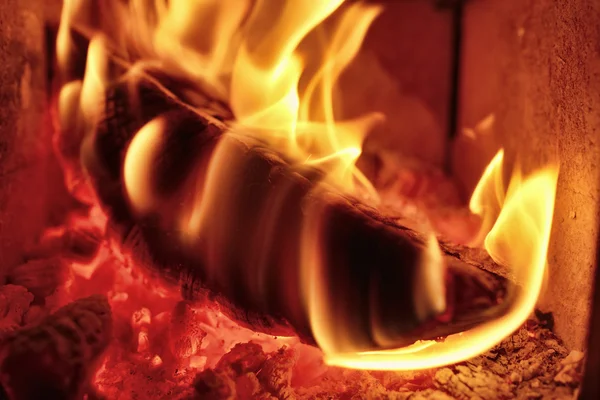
top-left (0, 295), bottom-right (112, 400)
top-left (60, 71), bottom-right (508, 354)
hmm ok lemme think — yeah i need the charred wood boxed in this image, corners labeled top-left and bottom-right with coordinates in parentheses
top-left (0, 294), bottom-right (112, 400)
top-left (63, 71), bottom-right (509, 354)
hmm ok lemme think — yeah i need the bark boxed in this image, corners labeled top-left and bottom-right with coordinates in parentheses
top-left (60, 70), bottom-right (509, 354)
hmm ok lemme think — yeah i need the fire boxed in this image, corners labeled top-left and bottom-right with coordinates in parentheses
top-left (121, 0), bottom-right (384, 242)
top-left (468, 149), bottom-right (505, 247)
top-left (228, 0), bottom-right (383, 183)
top-left (318, 151), bottom-right (559, 370)
top-left (54, 0), bottom-right (560, 383)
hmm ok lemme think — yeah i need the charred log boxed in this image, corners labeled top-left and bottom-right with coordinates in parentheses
top-left (61, 71), bottom-right (509, 354)
top-left (0, 295), bottom-right (112, 400)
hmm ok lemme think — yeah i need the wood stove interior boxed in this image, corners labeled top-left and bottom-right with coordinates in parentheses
top-left (0, 0), bottom-right (598, 399)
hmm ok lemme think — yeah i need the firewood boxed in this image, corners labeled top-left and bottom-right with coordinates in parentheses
top-left (0, 295), bottom-right (112, 400)
top-left (61, 70), bottom-right (509, 354)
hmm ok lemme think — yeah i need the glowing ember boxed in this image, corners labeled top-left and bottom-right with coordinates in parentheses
top-left (45, 203), bottom-right (305, 397)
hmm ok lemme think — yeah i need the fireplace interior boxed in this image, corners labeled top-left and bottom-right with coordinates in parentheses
top-left (0, 0), bottom-right (598, 399)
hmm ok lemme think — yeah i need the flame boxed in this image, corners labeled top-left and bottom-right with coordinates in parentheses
top-left (228, 0), bottom-right (383, 189)
top-left (123, 116), bottom-right (168, 214)
top-left (316, 152), bottom-right (559, 370)
top-left (56, 0), bottom-right (560, 375)
top-left (56, 0), bottom-right (384, 233)
top-left (57, 0), bottom-right (383, 201)
top-left (468, 149), bottom-right (505, 246)
top-left (146, 0), bottom-right (250, 94)
top-left (174, 0), bottom-right (384, 241)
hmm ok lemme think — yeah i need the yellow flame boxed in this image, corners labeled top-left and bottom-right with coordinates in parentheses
top-left (57, 0), bottom-right (561, 372)
top-left (413, 233), bottom-right (446, 322)
top-left (315, 151), bottom-right (558, 370)
top-left (57, 0), bottom-right (384, 226)
top-left (123, 116), bottom-right (167, 214)
top-left (468, 149), bottom-right (505, 246)
top-left (170, 1), bottom-right (383, 238)
top-left (228, 0), bottom-right (383, 191)
top-left (134, 0), bottom-right (250, 97)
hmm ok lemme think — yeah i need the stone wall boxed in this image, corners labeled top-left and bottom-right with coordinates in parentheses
top-left (0, 1), bottom-right (58, 280)
top-left (459, 0), bottom-right (600, 350)
top-left (343, 1), bottom-right (453, 170)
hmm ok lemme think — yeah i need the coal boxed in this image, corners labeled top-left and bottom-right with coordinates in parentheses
top-left (0, 295), bottom-right (112, 400)
top-left (191, 318), bottom-right (582, 400)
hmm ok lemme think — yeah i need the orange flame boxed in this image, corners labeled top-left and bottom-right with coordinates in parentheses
top-left (171, 2), bottom-right (383, 242)
top-left (56, 0), bottom-right (560, 373)
top-left (316, 152), bottom-right (559, 370)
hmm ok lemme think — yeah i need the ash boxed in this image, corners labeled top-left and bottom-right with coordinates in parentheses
top-left (189, 319), bottom-right (583, 400)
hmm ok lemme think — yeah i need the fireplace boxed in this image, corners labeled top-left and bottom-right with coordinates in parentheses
top-left (0, 0), bottom-right (597, 398)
